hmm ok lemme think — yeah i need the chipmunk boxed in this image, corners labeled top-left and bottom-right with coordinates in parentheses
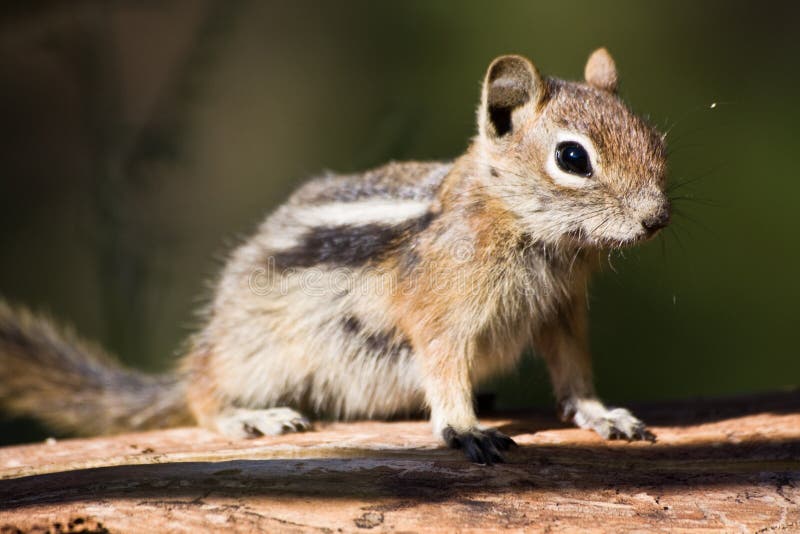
top-left (0, 48), bottom-right (669, 464)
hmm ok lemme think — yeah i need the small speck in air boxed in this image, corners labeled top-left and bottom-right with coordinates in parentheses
top-left (709, 102), bottom-right (717, 109)
top-left (672, 295), bottom-right (677, 306)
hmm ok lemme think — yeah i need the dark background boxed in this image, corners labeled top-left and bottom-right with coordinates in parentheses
top-left (1, 1), bottom-right (798, 445)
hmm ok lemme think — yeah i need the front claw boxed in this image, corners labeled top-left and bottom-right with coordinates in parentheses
top-left (602, 408), bottom-right (656, 442)
top-left (570, 400), bottom-right (656, 443)
top-left (442, 426), bottom-right (517, 465)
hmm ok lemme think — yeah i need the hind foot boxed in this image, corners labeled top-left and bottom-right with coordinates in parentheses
top-left (214, 407), bottom-right (312, 439)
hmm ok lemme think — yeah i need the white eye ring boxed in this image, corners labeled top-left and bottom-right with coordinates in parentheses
top-left (545, 131), bottom-right (600, 189)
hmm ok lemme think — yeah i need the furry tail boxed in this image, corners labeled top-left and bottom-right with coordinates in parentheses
top-left (0, 301), bottom-right (192, 436)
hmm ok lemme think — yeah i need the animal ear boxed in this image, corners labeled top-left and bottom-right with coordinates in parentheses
top-left (479, 55), bottom-right (544, 139)
top-left (584, 48), bottom-right (618, 92)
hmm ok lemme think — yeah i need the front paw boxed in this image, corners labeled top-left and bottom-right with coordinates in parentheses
top-left (595, 408), bottom-right (654, 441)
top-left (574, 399), bottom-right (656, 442)
top-left (442, 426), bottom-right (517, 464)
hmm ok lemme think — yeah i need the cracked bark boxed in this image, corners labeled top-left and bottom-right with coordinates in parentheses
top-left (1, 391), bottom-right (799, 533)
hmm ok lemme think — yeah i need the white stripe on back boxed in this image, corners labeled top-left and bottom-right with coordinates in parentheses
top-left (292, 200), bottom-right (430, 228)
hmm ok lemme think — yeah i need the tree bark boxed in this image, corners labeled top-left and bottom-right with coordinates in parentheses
top-left (1, 391), bottom-right (799, 533)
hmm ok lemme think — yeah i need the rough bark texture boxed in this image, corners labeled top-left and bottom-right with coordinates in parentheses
top-left (1, 392), bottom-right (799, 533)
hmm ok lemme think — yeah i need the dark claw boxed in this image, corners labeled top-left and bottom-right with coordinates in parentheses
top-left (485, 427), bottom-right (517, 451)
top-left (442, 426), bottom-right (518, 465)
top-left (607, 424), bottom-right (656, 443)
top-left (242, 423), bottom-right (263, 438)
top-left (637, 427), bottom-right (657, 443)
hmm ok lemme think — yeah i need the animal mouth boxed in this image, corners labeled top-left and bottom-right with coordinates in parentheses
top-left (566, 228), bottom-right (654, 250)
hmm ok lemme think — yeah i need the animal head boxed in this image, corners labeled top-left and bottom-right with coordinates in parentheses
top-left (473, 48), bottom-right (669, 248)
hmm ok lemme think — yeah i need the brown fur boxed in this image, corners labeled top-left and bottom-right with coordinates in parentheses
top-left (0, 49), bottom-right (668, 462)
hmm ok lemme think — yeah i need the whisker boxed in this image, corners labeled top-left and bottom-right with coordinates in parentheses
top-left (670, 195), bottom-right (719, 208)
top-left (667, 167), bottom-right (719, 193)
top-left (606, 250), bottom-right (617, 273)
top-left (666, 225), bottom-right (686, 253)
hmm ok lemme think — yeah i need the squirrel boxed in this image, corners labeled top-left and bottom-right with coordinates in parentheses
top-left (0, 48), bottom-right (669, 464)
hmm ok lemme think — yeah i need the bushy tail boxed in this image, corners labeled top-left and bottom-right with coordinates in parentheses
top-left (0, 301), bottom-right (192, 436)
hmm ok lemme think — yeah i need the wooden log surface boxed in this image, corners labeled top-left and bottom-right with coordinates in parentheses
top-left (1, 392), bottom-right (799, 533)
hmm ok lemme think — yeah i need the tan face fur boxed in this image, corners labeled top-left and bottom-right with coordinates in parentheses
top-left (474, 49), bottom-right (669, 248)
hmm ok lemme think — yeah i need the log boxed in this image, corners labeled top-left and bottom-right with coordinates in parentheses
top-left (1, 392), bottom-right (799, 533)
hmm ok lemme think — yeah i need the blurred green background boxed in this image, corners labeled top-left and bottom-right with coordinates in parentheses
top-left (1, 1), bottom-right (798, 445)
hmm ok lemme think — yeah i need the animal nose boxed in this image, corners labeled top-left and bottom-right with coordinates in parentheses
top-left (641, 202), bottom-right (671, 232)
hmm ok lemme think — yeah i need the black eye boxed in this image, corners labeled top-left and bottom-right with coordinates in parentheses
top-left (555, 142), bottom-right (592, 177)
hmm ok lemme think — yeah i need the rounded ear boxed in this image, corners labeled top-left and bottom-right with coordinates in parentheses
top-left (478, 55), bottom-right (544, 139)
top-left (584, 48), bottom-right (618, 92)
